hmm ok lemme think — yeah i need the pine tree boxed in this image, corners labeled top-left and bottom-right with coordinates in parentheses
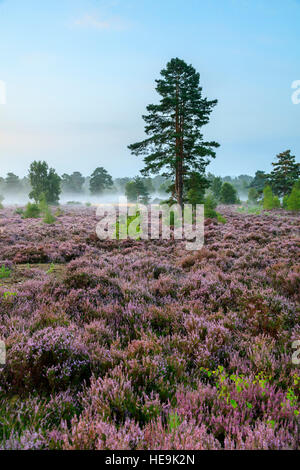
top-left (269, 150), bottom-right (300, 197)
top-left (186, 171), bottom-right (209, 205)
top-left (220, 182), bottom-right (238, 204)
top-left (249, 171), bottom-right (268, 196)
top-left (89, 167), bottom-right (113, 195)
top-left (125, 177), bottom-right (150, 204)
top-left (128, 58), bottom-right (219, 207)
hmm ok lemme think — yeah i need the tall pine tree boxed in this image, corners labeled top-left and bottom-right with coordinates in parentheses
top-left (128, 58), bottom-right (219, 207)
top-left (269, 150), bottom-right (300, 197)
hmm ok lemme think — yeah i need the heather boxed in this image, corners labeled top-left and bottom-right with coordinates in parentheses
top-left (0, 205), bottom-right (299, 450)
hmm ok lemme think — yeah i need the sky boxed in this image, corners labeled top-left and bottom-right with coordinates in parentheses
top-left (0, 0), bottom-right (299, 178)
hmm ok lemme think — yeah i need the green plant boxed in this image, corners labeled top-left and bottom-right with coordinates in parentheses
top-left (54, 207), bottom-right (63, 217)
top-left (29, 160), bottom-right (61, 204)
top-left (263, 186), bottom-right (277, 210)
top-left (168, 412), bottom-right (181, 432)
top-left (204, 193), bottom-right (218, 218)
top-left (46, 263), bottom-right (55, 274)
top-left (38, 193), bottom-right (48, 213)
top-left (43, 207), bottom-right (56, 224)
top-left (216, 213), bottom-right (226, 223)
top-left (23, 202), bottom-right (41, 219)
top-left (286, 180), bottom-right (300, 211)
top-left (220, 182), bottom-right (238, 204)
top-left (248, 187), bottom-right (259, 205)
top-left (3, 291), bottom-right (16, 299)
top-left (115, 211), bottom-right (142, 240)
top-left (15, 207), bottom-right (24, 215)
top-left (0, 265), bottom-right (11, 279)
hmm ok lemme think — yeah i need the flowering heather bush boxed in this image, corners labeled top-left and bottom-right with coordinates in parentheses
top-left (0, 205), bottom-right (299, 449)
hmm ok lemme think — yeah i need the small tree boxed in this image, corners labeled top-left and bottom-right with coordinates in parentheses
top-left (89, 167), bottom-right (113, 195)
top-left (286, 180), bottom-right (300, 211)
top-left (248, 187), bottom-right (259, 204)
top-left (220, 182), bottom-right (238, 204)
top-left (125, 177), bottom-right (150, 204)
top-left (263, 185), bottom-right (278, 210)
top-left (186, 172), bottom-right (209, 205)
top-left (29, 161), bottom-right (61, 204)
top-left (23, 202), bottom-right (41, 219)
top-left (210, 176), bottom-right (223, 200)
top-left (204, 193), bottom-right (218, 218)
top-left (43, 206), bottom-right (56, 224)
top-left (5, 173), bottom-right (21, 192)
top-left (269, 150), bottom-right (300, 197)
top-left (61, 172), bottom-right (85, 193)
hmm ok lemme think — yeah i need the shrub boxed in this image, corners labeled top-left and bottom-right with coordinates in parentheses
top-left (204, 194), bottom-right (218, 218)
top-left (15, 207), bottom-right (24, 215)
top-left (0, 264), bottom-right (11, 279)
top-left (23, 203), bottom-right (40, 219)
top-left (263, 186), bottom-right (278, 210)
top-left (220, 182), bottom-right (238, 204)
top-left (248, 187), bottom-right (259, 204)
top-left (286, 181), bottom-right (300, 211)
top-left (43, 207), bottom-right (56, 224)
top-left (5, 327), bottom-right (91, 393)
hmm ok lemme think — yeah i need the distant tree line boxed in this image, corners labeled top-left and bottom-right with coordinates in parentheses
top-left (1, 154), bottom-right (299, 211)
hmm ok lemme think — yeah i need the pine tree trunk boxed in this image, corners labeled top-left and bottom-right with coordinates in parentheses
top-left (175, 80), bottom-right (183, 208)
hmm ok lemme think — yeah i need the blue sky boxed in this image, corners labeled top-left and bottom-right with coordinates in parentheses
top-left (0, 0), bottom-right (299, 178)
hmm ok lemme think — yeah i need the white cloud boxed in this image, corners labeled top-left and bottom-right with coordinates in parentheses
top-left (73, 14), bottom-right (128, 31)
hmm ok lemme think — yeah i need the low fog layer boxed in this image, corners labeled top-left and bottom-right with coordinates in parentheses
top-left (0, 191), bottom-right (166, 207)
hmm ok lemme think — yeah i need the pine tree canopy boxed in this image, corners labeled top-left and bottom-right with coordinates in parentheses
top-left (269, 150), bottom-right (300, 197)
top-left (128, 58), bottom-right (219, 206)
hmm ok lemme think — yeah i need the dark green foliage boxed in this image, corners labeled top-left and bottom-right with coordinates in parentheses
top-left (5, 173), bottom-right (22, 192)
top-left (29, 161), bottom-right (61, 204)
top-left (142, 177), bottom-right (155, 194)
top-left (125, 177), bottom-right (150, 204)
top-left (220, 182), bottom-right (238, 204)
top-left (114, 177), bottom-right (131, 192)
top-left (286, 180), bottom-right (300, 211)
top-left (61, 172), bottom-right (85, 193)
top-left (186, 171), bottom-right (209, 205)
top-left (249, 171), bottom-right (268, 196)
top-left (23, 202), bottom-right (41, 219)
top-left (248, 187), bottom-right (259, 204)
top-left (89, 167), bottom-right (113, 195)
top-left (128, 58), bottom-right (219, 206)
top-left (269, 150), bottom-right (300, 197)
top-left (204, 193), bottom-right (218, 218)
top-left (210, 176), bottom-right (223, 200)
